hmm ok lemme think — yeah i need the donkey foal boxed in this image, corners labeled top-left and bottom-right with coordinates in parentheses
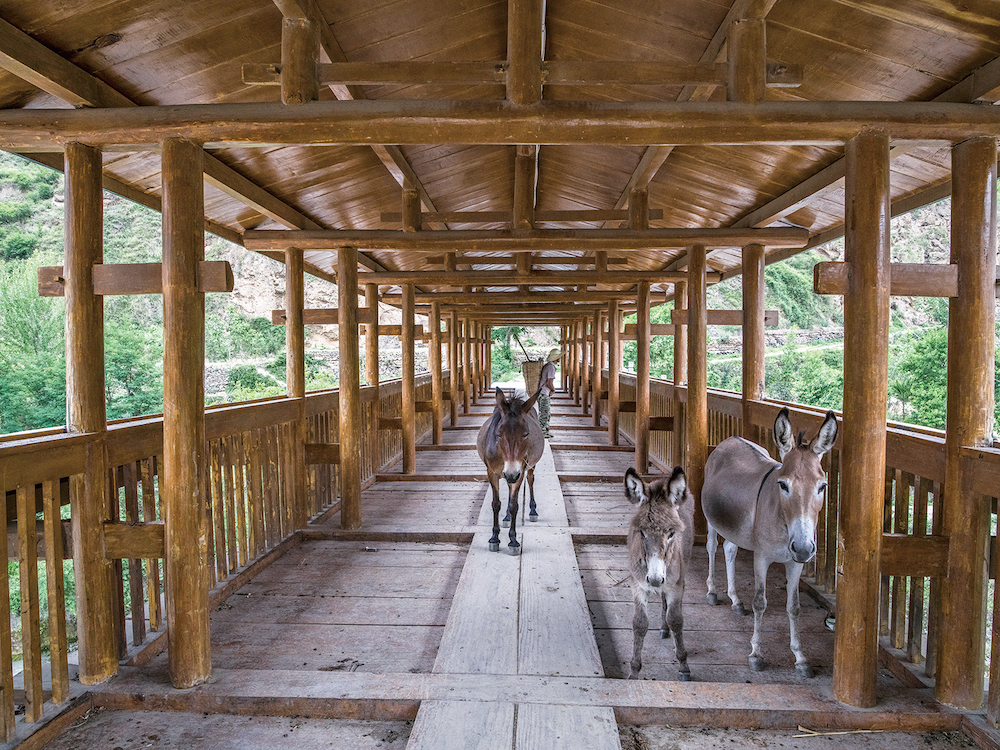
top-left (624, 466), bottom-right (695, 680)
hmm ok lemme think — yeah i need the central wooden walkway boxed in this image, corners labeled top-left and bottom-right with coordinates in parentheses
top-left (78, 392), bottom-right (972, 749)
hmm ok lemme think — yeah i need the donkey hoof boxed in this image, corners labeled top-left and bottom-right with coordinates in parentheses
top-left (678, 670), bottom-right (691, 682)
top-left (529, 512), bottom-right (538, 522)
top-left (659, 628), bottom-right (670, 639)
top-left (488, 541), bottom-right (500, 552)
top-left (733, 603), bottom-right (750, 616)
top-left (502, 519), bottom-right (510, 529)
top-left (507, 543), bottom-right (521, 556)
top-left (749, 655), bottom-right (766, 672)
top-left (796, 663), bottom-right (815, 678)
top-left (707, 593), bottom-right (720, 606)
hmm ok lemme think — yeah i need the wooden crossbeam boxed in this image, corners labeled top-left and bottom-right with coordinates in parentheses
top-left (375, 324), bottom-right (425, 337)
top-left (670, 309), bottom-right (779, 326)
top-left (271, 307), bottom-right (376, 325)
top-left (421, 254), bottom-right (631, 267)
top-left (813, 262), bottom-right (959, 298)
top-left (7, 100), bottom-right (1000, 151)
top-left (623, 323), bottom-right (676, 336)
top-left (880, 534), bottom-right (949, 578)
top-left (358, 269), bottom-right (720, 286)
top-left (102, 521), bottom-right (164, 560)
top-left (245, 227), bottom-right (808, 252)
top-left (385, 211), bottom-right (662, 225)
top-left (38, 262), bottom-right (234, 297)
top-left (379, 417), bottom-right (403, 431)
top-left (648, 416), bottom-right (675, 431)
top-left (241, 60), bottom-right (802, 89)
top-left (304, 443), bottom-right (340, 464)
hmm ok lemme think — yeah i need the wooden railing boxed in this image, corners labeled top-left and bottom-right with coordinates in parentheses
top-left (606, 370), bottom-right (1000, 711)
top-left (0, 371), bottom-right (446, 739)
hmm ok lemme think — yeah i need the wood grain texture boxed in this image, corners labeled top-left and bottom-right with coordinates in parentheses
top-left (408, 700), bottom-right (514, 750)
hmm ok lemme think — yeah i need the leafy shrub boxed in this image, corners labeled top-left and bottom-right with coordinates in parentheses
top-left (227, 365), bottom-right (276, 393)
top-left (1, 230), bottom-right (38, 260)
top-left (0, 201), bottom-right (33, 223)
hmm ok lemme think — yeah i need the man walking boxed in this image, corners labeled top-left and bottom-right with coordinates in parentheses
top-left (538, 348), bottom-right (560, 439)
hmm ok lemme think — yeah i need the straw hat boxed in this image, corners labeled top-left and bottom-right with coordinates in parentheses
top-left (546, 348), bottom-right (561, 363)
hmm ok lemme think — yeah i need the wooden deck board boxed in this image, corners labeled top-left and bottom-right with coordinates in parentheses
top-left (516, 703), bottom-right (620, 750)
top-left (407, 700), bottom-right (514, 750)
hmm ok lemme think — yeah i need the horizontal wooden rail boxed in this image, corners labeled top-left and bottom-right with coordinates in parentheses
top-left (102, 521), bottom-right (164, 559)
top-left (38, 262), bottom-right (234, 296)
top-left (271, 307), bottom-right (376, 326)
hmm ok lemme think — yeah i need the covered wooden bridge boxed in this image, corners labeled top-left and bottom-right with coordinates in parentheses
top-left (1, 0), bottom-right (1000, 747)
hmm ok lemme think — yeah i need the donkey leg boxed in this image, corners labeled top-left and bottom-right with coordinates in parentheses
top-left (628, 588), bottom-right (649, 679)
top-left (723, 540), bottom-right (748, 616)
top-left (784, 560), bottom-right (813, 677)
top-left (706, 524), bottom-right (721, 606)
top-left (527, 467), bottom-right (538, 521)
top-left (663, 586), bottom-right (690, 681)
top-left (748, 554), bottom-right (770, 672)
top-left (506, 477), bottom-right (523, 556)
top-left (488, 474), bottom-right (502, 553)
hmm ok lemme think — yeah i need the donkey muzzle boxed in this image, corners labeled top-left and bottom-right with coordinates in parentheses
top-left (645, 557), bottom-right (667, 588)
top-left (789, 538), bottom-right (815, 563)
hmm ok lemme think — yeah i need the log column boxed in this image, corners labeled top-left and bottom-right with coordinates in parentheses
top-left (472, 321), bottom-right (482, 403)
top-left (448, 312), bottom-right (459, 426)
top-left (560, 327), bottom-right (568, 392)
top-left (727, 18), bottom-right (766, 105)
top-left (937, 136), bottom-right (997, 710)
top-left (64, 142), bottom-right (118, 685)
top-left (402, 284), bottom-right (416, 474)
top-left (833, 129), bottom-right (891, 708)
top-left (581, 316), bottom-right (591, 415)
top-left (636, 281), bottom-right (651, 473)
top-left (281, 17), bottom-right (319, 106)
top-left (742, 243), bottom-right (766, 441)
top-left (338, 247), bottom-right (362, 530)
top-left (430, 301), bottom-right (443, 444)
top-left (161, 138), bottom-right (210, 689)
top-left (286, 247), bottom-right (307, 529)
top-left (574, 319), bottom-right (583, 406)
top-left (485, 326), bottom-right (493, 392)
top-left (592, 307), bottom-right (603, 427)
top-left (365, 283), bottom-right (379, 388)
top-left (608, 300), bottom-right (621, 445)
top-left (687, 245), bottom-right (708, 537)
top-left (673, 281), bottom-right (688, 385)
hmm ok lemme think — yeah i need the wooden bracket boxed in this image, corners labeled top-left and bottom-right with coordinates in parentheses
top-left (670, 309), bottom-right (779, 326)
top-left (648, 416), bottom-right (674, 431)
top-left (618, 401), bottom-right (637, 413)
top-left (305, 443), bottom-right (340, 464)
top-left (38, 261), bottom-right (234, 297)
top-left (271, 306), bottom-right (376, 325)
top-left (102, 520), bottom-right (164, 559)
top-left (880, 533), bottom-right (949, 577)
top-left (376, 324), bottom-right (425, 337)
top-left (415, 401), bottom-right (434, 413)
top-left (379, 417), bottom-right (403, 431)
top-left (623, 323), bottom-right (677, 337)
top-left (813, 261), bottom-right (959, 298)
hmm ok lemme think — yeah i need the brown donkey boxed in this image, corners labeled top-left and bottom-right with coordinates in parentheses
top-left (624, 466), bottom-right (695, 680)
top-left (703, 408), bottom-right (837, 677)
top-left (477, 387), bottom-right (544, 556)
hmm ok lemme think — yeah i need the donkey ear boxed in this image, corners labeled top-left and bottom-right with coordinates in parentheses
top-left (495, 387), bottom-right (507, 409)
top-left (522, 385), bottom-right (541, 413)
top-left (624, 467), bottom-right (648, 505)
top-left (666, 466), bottom-right (689, 507)
top-left (813, 411), bottom-right (838, 456)
top-left (773, 408), bottom-right (793, 459)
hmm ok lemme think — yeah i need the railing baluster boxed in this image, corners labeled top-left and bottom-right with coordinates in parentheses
top-left (16, 485), bottom-right (43, 722)
top-left (42, 480), bottom-right (69, 705)
top-left (140, 456), bottom-right (161, 632)
top-left (122, 461), bottom-right (146, 647)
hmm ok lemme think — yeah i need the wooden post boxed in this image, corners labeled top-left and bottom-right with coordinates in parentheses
top-left (402, 182), bottom-right (420, 233)
top-left (286, 247), bottom-right (307, 528)
top-left (728, 18), bottom-right (766, 104)
top-left (687, 246), bottom-right (708, 537)
top-left (636, 282), bottom-right (651, 473)
top-left (365, 283), bottom-right (379, 389)
top-left (574, 319), bottom-right (583, 406)
top-left (673, 280), bottom-right (688, 385)
top-left (64, 142), bottom-right (118, 685)
top-left (430, 300), bottom-right (443, 444)
top-left (937, 136), bottom-right (997, 710)
top-left (742, 243), bottom-right (766, 441)
top-left (338, 247), bottom-right (362, 530)
top-left (832, 129), bottom-right (891, 708)
top-left (472, 321), bottom-right (482, 403)
top-left (402, 284), bottom-right (416, 474)
top-left (581, 316), bottom-right (591, 415)
top-left (506, 0), bottom-right (544, 106)
top-left (514, 145), bottom-right (536, 228)
top-left (485, 325), bottom-right (493, 392)
top-left (448, 311), bottom-right (459, 426)
top-left (608, 299), bottom-right (621, 446)
top-left (560, 326), bottom-right (568, 392)
top-left (161, 138), bottom-right (210, 689)
top-left (281, 17), bottom-right (319, 106)
top-left (462, 317), bottom-right (472, 413)
top-left (592, 307), bottom-right (603, 427)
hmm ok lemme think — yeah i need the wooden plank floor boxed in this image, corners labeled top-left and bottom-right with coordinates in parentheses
top-left (78, 390), bottom-right (984, 750)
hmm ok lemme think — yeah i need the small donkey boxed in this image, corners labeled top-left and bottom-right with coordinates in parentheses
top-left (624, 466), bottom-right (695, 680)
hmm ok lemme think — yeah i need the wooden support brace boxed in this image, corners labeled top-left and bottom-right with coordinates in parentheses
top-left (38, 262), bottom-right (234, 296)
top-left (670, 309), bottom-right (779, 326)
top-left (379, 417), bottom-right (403, 431)
top-left (376, 324), bottom-right (424, 337)
top-left (648, 416), bottom-right (674, 432)
top-left (102, 521), bottom-right (164, 560)
top-left (415, 401), bottom-right (434, 413)
top-left (624, 323), bottom-right (677, 336)
top-left (304, 443), bottom-right (340, 464)
top-left (813, 261), bottom-right (959, 298)
top-left (880, 534), bottom-right (949, 578)
top-left (618, 401), bottom-right (637, 413)
top-left (271, 306), bottom-right (376, 325)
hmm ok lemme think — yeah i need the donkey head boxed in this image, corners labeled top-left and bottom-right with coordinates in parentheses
top-left (493, 387), bottom-right (540, 484)
top-left (772, 408), bottom-right (838, 564)
top-left (624, 466), bottom-right (690, 588)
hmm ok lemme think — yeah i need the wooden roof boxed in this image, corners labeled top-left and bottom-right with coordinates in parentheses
top-left (0, 0), bottom-right (998, 315)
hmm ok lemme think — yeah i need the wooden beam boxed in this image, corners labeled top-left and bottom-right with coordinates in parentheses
top-left (727, 18), bottom-right (766, 104)
top-left (8, 100), bottom-right (1000, 151)
top-left (635, 282), bottom-right (651, 473)
top-left (285, 248), bottom-right (308, 530)
top-left (513, 145), bottom-right (537, 229)
top-left (507, 0), bottom-right (544, 105)
top-left (244, 227), bottom-right (808, 251)
top-left (430, 301), bottom-right (443, 445)
top-left (38, 261), bottom-right (234, 297)
top-left (358, 269), bottom-right (720, 286)
top-left (670, 309), bottom-right (779, 326)
top-left (161, 138), bottom-right (211, 690)
top-left (338, 248), bottom-right (362, 530)
top-left (648, 416), bottom-right (674, 432)
top-left (743, 244), bottom-right (766, 440)
top-left (270, 306), bottom-right (375, 325)
top-left (402, 284), bottom-right (416, 474)
top-left (102, 522), bottom-right (165, 559)
top-left (623, 323), bottom-right (676, 336)
top-left (281, 17), bottom-right (319, 105)
top-left (687, 245), bottom-right (709, 539)
top-left (833, 129), bottom-right (891, 709)
top-left (365, 284), bottom-right (379, 390)
top-left (879, 534), bottom-right (948, 578)
top-left (383, 290), bottom-right (640, 304)
top-left (608, 300), bottom-right (621, 446)
top-left (813, 262), bottom-right (958, 298)
top-left (381, 210), bottom-right (663, 224)
top-left (304, 443), bottom-right (340, 464)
